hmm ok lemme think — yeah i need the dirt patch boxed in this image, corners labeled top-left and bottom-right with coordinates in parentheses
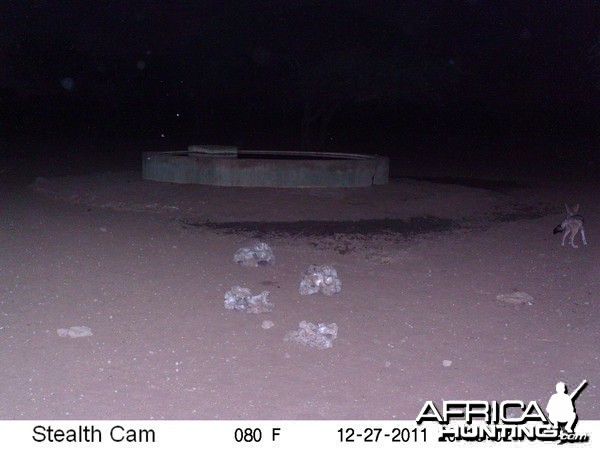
top-left (486, 202), bottom-right (557, 223)
top-left (397, 176), bottom-right (525, 191)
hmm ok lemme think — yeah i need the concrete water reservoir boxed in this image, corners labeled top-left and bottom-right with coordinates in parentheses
top-left (142, 146), bottom-right (389, 187)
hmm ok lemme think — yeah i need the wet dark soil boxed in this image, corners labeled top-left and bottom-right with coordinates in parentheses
top-left (180, 216), bottom-right (458, 238)
top-left (180, 202), bottom-right (555, 238)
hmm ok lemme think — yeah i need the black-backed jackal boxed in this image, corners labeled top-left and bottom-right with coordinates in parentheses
top-left (553, 204), bottom-right (587, 248)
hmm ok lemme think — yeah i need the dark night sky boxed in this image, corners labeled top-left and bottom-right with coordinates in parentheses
top-left (0, 0), bottom-right (598, 166)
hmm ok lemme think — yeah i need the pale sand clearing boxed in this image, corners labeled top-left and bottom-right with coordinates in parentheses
top-left (0, 169), bottom-right (597, 420)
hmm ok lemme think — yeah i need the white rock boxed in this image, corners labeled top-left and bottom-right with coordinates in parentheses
top-left (299, 264), bottom-right (341, 296)
top-left (234, 242), bottom-right (275, 267)
top-left (495, 291), bottom-right (534, 305)
top-left (57, 326), bottom-right (93, 338)
top-left (261, 320), bottom-right (274, 329)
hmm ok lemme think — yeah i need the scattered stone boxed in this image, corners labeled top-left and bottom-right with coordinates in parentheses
top-left (299, 264), bottom-right (341, 296)
top-left (261, 320), bottom-right (274, 329)
top-left (224, 286), bottom-right (274, 313)
top-left (57, 326), bottom-right (93, 338)
top-left (284, 321), bottom-right (338, 349)
top-left (495, 291), bottom-right (534, 306)
top-left (234, 242), bottom-right (275, 267)
top-left (443, 359), bottom-right (452, 367)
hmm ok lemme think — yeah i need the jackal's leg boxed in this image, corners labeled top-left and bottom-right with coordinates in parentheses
top-left (570, 229), bottom-right (579, 248)
top-left (580, 228), bottom-right (588, 246)
top-left (561, 229), bottom-right (571, 246)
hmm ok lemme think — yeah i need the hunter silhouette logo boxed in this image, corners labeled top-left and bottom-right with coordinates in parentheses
top-left (546, 380), bottom-right (587, 434)
top-left (416, 379), bottom-right (590, 443)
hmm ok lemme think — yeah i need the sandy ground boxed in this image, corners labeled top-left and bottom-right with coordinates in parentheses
top-left (0, 165), bottom-right (598, 420)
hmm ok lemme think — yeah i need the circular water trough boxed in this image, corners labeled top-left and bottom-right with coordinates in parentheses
top-left (142, 146), bottom-right (389, 187)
